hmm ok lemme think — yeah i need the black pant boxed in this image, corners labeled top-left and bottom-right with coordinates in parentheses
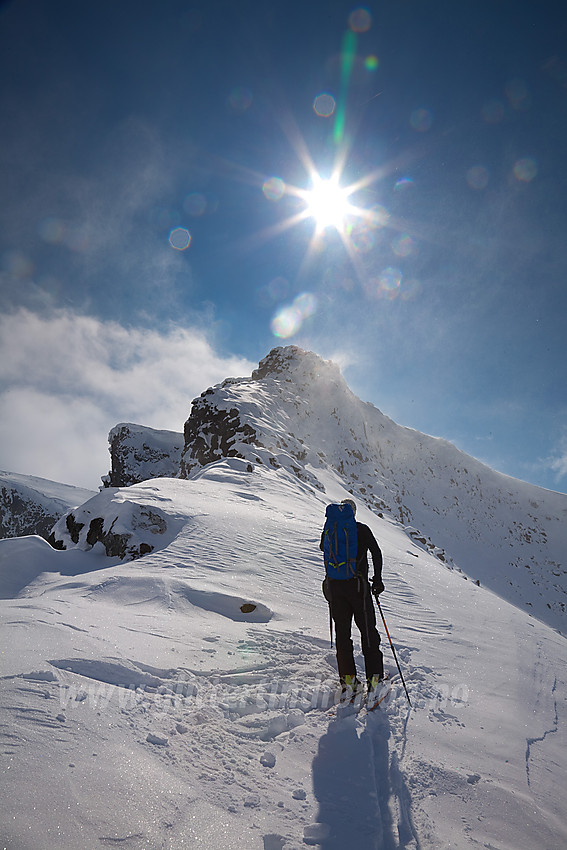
top-left (327, 576), bottom-right (384, 683)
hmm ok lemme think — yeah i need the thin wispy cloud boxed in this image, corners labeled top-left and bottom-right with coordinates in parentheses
top-left (548, 431), bottom-right (567, 484)
top-left (1, 110), bottom-right (194, 323)
top-left (0, 308), bottom-right (254, 489)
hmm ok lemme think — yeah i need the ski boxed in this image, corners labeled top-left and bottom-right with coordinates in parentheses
top-left (364, 683), bottom-right (393, 713)
top-left (326, 689), bottom-right (365, 716)
top-left (326, 674), bottom-right (393, 716)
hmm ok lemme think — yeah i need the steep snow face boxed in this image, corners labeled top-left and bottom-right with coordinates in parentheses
top-left (179, 346), bottom-right (567, 632)
top-left (0, 471), bottom-right (95, 541)
top-left (102, 423), bottom-right (183, 488)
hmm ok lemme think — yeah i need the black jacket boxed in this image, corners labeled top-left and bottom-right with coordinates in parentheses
top-left (320, 521), bottom-right (383, 581)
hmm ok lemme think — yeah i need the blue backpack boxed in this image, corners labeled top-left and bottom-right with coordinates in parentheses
top-left (323, 503), bottom-right (358, 580)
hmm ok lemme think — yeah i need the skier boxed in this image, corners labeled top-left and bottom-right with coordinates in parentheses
top-left (320, 498), bottom-right (385, 697)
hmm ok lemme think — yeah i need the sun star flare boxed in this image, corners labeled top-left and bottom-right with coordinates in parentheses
top-left (302, 175), bottom-right (353, 232)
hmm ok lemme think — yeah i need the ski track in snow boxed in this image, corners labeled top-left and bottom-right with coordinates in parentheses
top-left (525, 676), bottom-right (559, 788)
top-left (1, 455), bottom-right (567, 848)
top-left (524, 643), bottom-right (560, 789)
top-left (1, 599), bottom-right (436, 848)
top-left (0, 562), bottom-right (495, 847)
top-left (1, 602), bottom-right (457, 850)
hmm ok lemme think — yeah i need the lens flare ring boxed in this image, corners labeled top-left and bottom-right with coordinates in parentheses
top-left (168, 227), bottom-right (192, 250)
top-left (271, 292), bottom-right (318, 339)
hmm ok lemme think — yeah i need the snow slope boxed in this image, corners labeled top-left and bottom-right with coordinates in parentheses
top-left (0, 470), bottom-right (95, 542)
top-left (1, 461), bottom-right (566, 849)
top-left (179, 346), bottom-right (567, 634)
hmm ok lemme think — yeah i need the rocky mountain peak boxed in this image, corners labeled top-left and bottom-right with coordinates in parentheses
top-left (178, 346), bottom-right (353, 488)
top-left (251, 346), bottom-right (342, 385)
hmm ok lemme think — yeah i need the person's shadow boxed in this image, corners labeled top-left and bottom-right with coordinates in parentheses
top-left (309, 708), bottom-right (414, 849)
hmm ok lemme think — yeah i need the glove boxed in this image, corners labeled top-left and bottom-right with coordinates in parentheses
top-left (371, 576), bottom-right (385, 595)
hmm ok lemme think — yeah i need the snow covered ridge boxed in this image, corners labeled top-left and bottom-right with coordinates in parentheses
top-left (1, 460), bottom-right (567, 849)
top-left (102, 422), bottom-right (184, 488)
top-left (0, 471), bottom-right (95, 541)
top-left (24, 343), bottom-right (566, 633)
top-left (178, 345), bottom-right (567, 633)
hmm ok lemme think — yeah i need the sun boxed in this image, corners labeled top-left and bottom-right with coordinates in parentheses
top-left (302, 174), bottom-right (352, 232)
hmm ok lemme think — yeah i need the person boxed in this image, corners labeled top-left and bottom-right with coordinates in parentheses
top-left (320, 498), bottom-right (385, 694)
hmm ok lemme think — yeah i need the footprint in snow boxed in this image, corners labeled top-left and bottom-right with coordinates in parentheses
top-left (303, 823), bottom-right (330, 845)
top-left (260, 751), bottom-right (277, 768)
top-left (263, 835), bottom-right (287, 850)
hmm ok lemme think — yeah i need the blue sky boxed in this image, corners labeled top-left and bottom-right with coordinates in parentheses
top-left (1, 0), bottom-right (566, 492)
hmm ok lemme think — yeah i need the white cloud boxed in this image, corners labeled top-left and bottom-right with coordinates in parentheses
top-left (551, 456), bottom-right (567, 478)
top-left (549, 438), bottom-right (567, 482)
top-left (0, 308), bottom-right (255, 489)
top-left (0, 387), bottom-right (111, 491)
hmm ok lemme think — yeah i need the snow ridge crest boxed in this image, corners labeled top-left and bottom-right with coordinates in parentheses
top-left (176, 345), bottom-right (567, 633)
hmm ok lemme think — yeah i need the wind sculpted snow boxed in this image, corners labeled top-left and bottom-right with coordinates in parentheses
top-left (1, 461), bottom-right (566, 848)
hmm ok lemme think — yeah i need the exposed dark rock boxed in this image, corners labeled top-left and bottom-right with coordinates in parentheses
top-left (0, 484), bottom-right (60, 539)
top-left (103, 423), bottom-right (183, 487)
top-left (251, 345), bottom-right (340, 383)
top-left (180, 401), bottom-right (257, 478)
top-left (66, 513), bottom-right (85, 544)
top-left (47, 534), bottom-right (65, 551)
top-left (0, 473), bottom-right (94, 542)
top-left (86, 517), bottom-right (104, 547)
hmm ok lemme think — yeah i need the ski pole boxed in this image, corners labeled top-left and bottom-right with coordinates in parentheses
top-left (373, 589), bottom-right (412, 707)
